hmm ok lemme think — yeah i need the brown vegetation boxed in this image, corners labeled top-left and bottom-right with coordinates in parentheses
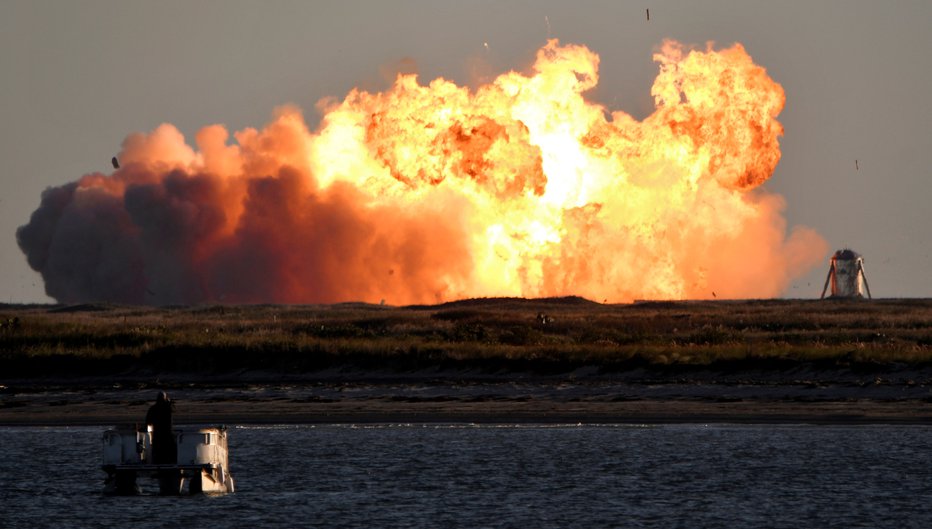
top-left (1, 297), bottom-right (931, 380)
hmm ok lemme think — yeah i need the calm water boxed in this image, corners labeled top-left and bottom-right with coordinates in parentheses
top-left (1, 423), bottom-right (930, 528)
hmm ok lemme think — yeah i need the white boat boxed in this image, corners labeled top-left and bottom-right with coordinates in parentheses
top-left (102, 425), bottom-right (235, 495)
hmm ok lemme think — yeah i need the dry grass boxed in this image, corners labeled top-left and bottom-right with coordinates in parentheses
top-left (1, 297), bottom-right (931, 378)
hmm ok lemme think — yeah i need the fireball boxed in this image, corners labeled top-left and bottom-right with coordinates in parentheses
top-left (18, 39), bottom-right (827, 305)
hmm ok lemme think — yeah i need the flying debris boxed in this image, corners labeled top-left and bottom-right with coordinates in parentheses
top-left (855, 159), bottom-right (859, 171)
top-left (646, 8), bottom-right (650, 21)
top-left (111, 156), bottom-right (120, 169)
top-left (483, 42), bottom-right (490, 53)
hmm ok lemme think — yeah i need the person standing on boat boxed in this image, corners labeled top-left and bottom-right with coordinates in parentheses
top-left (146, 391), bottom-right (177, 464)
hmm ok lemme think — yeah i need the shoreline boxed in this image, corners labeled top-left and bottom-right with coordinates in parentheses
top-left (3, 299), bottom-right (931, 426)
top-left (4, 383), bottom-right (932, 426)
top-left (5, 403), bottom-right (932, 427)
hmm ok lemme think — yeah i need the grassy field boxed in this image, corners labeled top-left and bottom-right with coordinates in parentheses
top-left (2, 297), bottom-right (932, 379)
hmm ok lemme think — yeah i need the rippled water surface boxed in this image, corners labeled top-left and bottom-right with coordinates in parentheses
top-left (1, 423), bottom-right (931, 528)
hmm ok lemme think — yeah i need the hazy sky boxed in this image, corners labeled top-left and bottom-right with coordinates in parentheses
top-left (2, 0), bottom-right (930, 303)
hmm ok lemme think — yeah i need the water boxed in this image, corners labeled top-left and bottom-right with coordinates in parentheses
top-left (1, 424), bottom-right (931, 528)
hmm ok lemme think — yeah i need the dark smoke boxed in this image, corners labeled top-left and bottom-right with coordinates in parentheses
top-left (17, 114), bottom-right (473, 305)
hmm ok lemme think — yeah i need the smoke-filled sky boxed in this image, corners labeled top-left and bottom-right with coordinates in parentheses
top-left (2, 0), bottom-right (930, 303)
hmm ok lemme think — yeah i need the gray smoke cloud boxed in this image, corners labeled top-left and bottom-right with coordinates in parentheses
top-left (17, 115), bottom-right (472, 305)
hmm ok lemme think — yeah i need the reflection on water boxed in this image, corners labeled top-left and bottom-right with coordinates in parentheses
top-left (1, 424), bottom-right (931, 528)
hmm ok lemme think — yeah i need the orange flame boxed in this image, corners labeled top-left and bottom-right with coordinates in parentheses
top-left (18, 39), bottom-right (827, 305)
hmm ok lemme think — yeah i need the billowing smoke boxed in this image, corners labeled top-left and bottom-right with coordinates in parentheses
top-left (18, 40), bottom-right (827, 305)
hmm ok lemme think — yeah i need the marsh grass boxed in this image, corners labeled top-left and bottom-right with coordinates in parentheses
top-left (1, 298), bottom-right (931, 377)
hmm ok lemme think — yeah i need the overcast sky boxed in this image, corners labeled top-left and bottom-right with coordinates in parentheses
top-left (2, 0), bottom-right (930, 303)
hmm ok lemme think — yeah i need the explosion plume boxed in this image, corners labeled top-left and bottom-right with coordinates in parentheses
top-left (18, 40), bottom-right (827, 305)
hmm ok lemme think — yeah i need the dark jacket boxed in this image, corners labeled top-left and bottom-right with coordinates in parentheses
top-left (146, 394), bottom-right (176, 464)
